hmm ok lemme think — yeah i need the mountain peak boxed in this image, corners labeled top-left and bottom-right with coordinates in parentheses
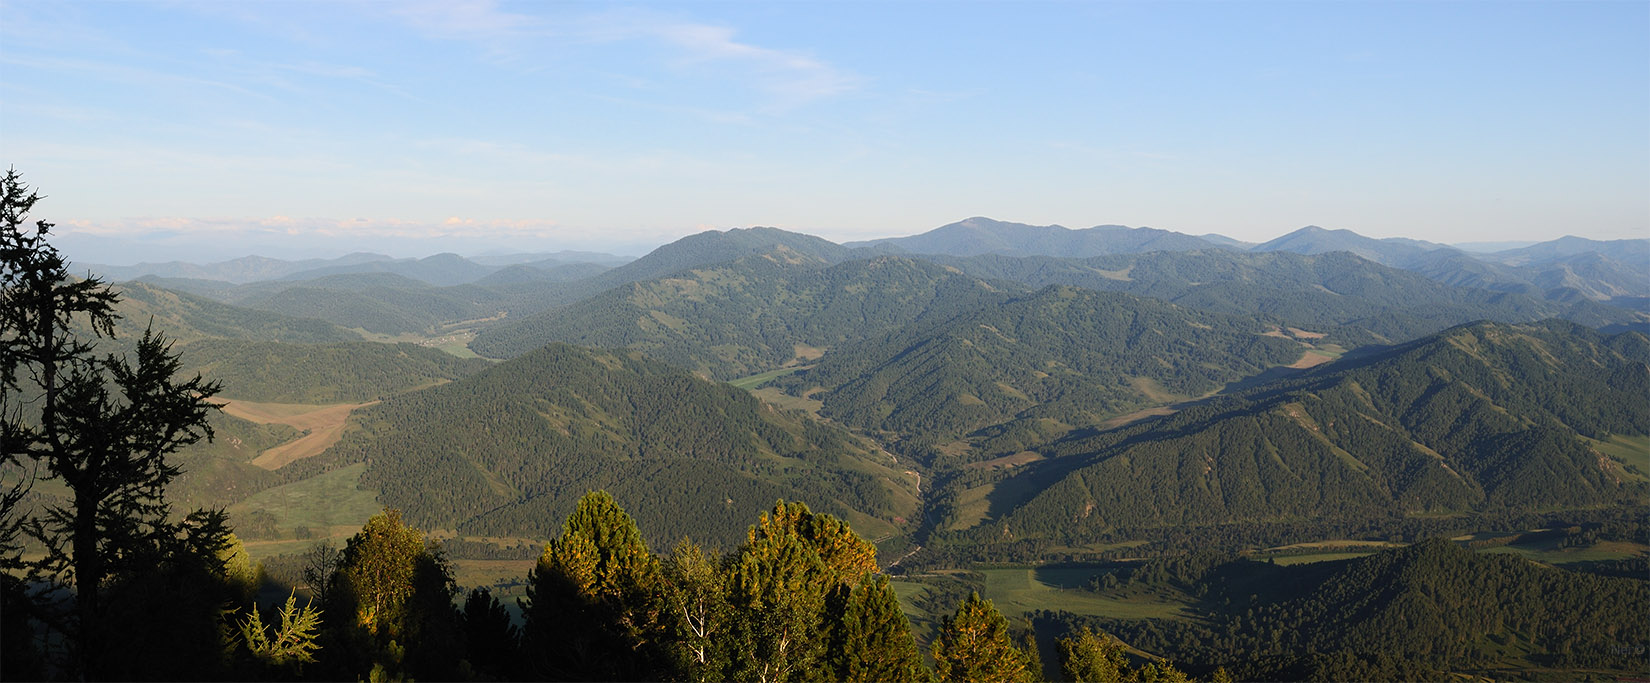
top-left (845, 218), bottom-right (1215, 257)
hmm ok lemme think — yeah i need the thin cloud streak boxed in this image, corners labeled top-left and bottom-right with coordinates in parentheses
top-left (376, 2), bottom-right (862, 110)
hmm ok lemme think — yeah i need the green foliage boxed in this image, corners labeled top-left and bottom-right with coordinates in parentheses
top-left (238, 591), bottom-right (323, 671)
top-left (662, 539), bottom-right (732, 682)
top-left (322, 509), bottom-right (463, 681)
top-left (1058, 627), bottom-right (1127, 683)
top-left (829, 574), bottom-right (928, 683)
top-left (724, 500), bottom-right (883, 682)
top-left (932, 592), bottom-right (1033, 683)
top-left (1055, 626), bottom-right (1196, 683)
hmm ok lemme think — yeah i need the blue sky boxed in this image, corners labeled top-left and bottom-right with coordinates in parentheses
top-left (2, 1), bottom-right (1646, 261)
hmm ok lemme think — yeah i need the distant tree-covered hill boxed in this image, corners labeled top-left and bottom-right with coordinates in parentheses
top-left (791, 285), bottom-right (1305, 441)
top-left (958, 320), bottom-right (1648, 544)
top-left (933, 249), bottom-right (1641, 346)
top-left (107, 281), bottom-right (359, 344)
top-left (228, 273), bottom-right (504, 336)
top-left (468, 251), bottom-right (1019, 376)
top-left (77, 252), bottom-right (394, 284)
top-left (845, 216), bottom-right (1220, 257)
top-left (178, 339), bottom-right (491, 403)
top-left (273, 252), bottom-right (498, 286)
top-left (1407, 248), bottom-right (1650, 305)
top-left (302, 343), bottom-right (920, 549)
top-left (1249, 225), bottom-right (1454, 267)
top-left (1052, 540), bottom-right (1648, 680)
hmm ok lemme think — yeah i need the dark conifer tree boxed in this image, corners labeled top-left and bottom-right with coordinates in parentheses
top-left (828, 573), bottom-right (927, 683)
top-left (1, 169), bottom-right (226, 678)
top-left (461, 587), bottom-right (521, 681)
top-left (521, 490), bottom-right (668, 681)
top-left (932, 592), bottom-right (1032, 683)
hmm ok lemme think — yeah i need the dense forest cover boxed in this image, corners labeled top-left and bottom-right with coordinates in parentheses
top-left (936, 320), bottom-right (1648, 547)
top-left (790, 284), bottom-right (1304, 441)
top-left (309, 343), bottom-right (920, 547)
top-left (471, 251), bottom-right (1020, 377)
top-left (1046, 539), bottom-right (1649, 680)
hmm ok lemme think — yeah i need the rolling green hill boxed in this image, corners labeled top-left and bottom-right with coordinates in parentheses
top-left (107, 281), bottom-right (360, 344)
top-left (468, 251), bottom-right (1019, 377)
top-left (232, 273), bottom-right (501, 336)
top-left (177, 339), bottom-right (492, 403)
top-left (954, 320), bottom-right (1647, 544)
top-left (296, 343), bottom-right (920, 549)
top-left (790, 285), bottom-right (1305, 442)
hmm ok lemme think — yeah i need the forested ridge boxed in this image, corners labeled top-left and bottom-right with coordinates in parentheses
top-left (932, 319), bottom-right (1648, 548)
top-left (935, 249), bottom-right (1642, 346)
top-left (315, 343), bottom-right (919, 547)
top-left (468, 251), bottom-right (1019, 375)
top-left (109, 281), bottom-right (360, 344)
top-left (789, 284), bottom-right (1304, 441)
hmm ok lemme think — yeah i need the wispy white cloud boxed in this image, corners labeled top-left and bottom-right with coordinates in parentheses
top-left (0, 54), bottom-right (274, 102)
top-left (388, 0), bottom-right (540, 41)
top-left (643, 20), bottom-right (860, 109)
top-left (375, 3), bottom-right (860, 110)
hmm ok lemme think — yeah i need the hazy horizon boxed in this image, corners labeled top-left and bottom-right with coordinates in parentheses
top-left (53, 217), bottom-right (1633, 268)
top-left (6, 1), bottom-right (1647, 263)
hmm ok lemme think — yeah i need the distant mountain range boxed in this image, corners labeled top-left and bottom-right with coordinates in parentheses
top-left (76, 250), bottom-right (630, 286)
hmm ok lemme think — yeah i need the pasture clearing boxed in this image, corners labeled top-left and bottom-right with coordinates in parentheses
top-left (978, 566), bottom-right (1194, 620)
top-left (219, 398), bottom-right (375, 469)
top-left (228, 463), bottom-right (382, 559)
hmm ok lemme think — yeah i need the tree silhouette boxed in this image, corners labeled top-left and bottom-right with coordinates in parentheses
top-left (1, 168), bottom-right (224, 677)
top-left (522, 490), bottom-right (669, 681)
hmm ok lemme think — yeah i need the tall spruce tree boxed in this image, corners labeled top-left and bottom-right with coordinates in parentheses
top-left (1058, 627), bottom-right (1127, 683)
top-left (828, 573), bottom-right (927, 683)
top-left (932, 592), bottom-right (1033, 683)
top-left (460, 587), bottom-right (520, 681)
top-left (1, 169), bottom-right (224, 677)
top-left (522, 490), bottom-right (668, 681)
top-left (726, 500), bottom-right (881, 683)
